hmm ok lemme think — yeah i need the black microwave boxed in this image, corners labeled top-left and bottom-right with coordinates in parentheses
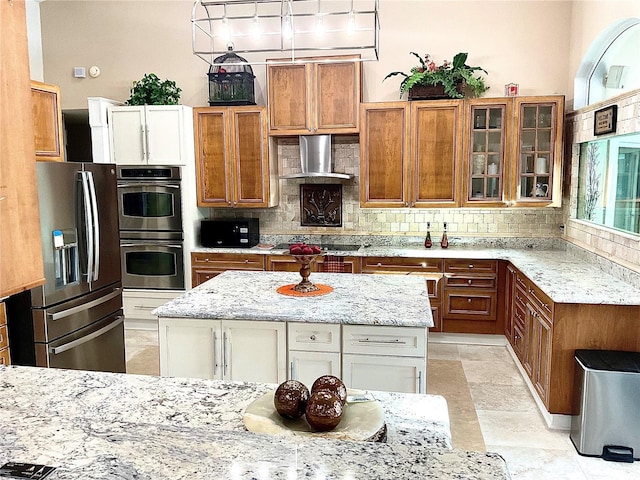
top-left (200, 219), bottom-right (260, 248)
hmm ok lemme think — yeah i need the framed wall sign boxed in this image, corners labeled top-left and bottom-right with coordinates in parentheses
top-left (594, 105), bottom-right (617, 135)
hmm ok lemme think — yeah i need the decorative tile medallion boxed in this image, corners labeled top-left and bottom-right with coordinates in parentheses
top-left (300, 184), bottom-right (342, 227)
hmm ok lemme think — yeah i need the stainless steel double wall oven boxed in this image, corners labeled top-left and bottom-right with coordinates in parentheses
top-left (117, 166), bottom-right (185, 290)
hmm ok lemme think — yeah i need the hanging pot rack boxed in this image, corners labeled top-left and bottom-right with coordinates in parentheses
top-left (192, 0), bottom-right (379, 66)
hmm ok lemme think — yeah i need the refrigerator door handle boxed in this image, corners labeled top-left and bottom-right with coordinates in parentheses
top-left (50, 316), bottom-right (124, 355)
top-left (86, 171), bottom-right (100, 281)
top-left (49, 288), bottom-right (121, 321)
top-left (80, 171), bottom-right (94, 282)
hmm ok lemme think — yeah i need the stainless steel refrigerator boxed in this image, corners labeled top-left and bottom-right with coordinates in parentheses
top-left (7, 162), bottom-right (126, 373)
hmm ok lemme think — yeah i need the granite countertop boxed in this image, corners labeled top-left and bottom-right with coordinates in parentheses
top-left (0, 365), bottom-right (510, 479)
top-left (192, 244), bottom-right (640, 306)
top-left (154, 270), bottom-right (433, 327)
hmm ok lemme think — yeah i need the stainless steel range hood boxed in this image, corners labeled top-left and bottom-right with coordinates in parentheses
top-left (279, 135), bottom-right (353, 180)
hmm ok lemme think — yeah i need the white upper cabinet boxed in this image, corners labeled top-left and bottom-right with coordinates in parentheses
top-left (108, 105), bottom-right (190, 165)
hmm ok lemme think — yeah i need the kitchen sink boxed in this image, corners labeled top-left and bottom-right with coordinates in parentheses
top-left (275, 243), bottom-right (361, 252)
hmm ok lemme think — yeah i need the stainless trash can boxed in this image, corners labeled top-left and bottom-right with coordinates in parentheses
top-left (570, 350), bottom-right (640, 462)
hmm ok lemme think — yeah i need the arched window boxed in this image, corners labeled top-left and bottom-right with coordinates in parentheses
top-left (574, 19), bottom-right (640, 109)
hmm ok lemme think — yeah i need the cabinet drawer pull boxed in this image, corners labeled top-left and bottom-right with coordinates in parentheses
top-left (469, 264), bottom-right (474, 268)
top-left (213, 332), bottom-right (218, 375)
top-left (134, 305), bottom-right (156, 310)
top-left (357, 338), bottom-right (406, 345)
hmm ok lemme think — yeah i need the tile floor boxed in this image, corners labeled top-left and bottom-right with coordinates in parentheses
top-left (125, 330), bottom-right (638, 479)
top-left (428, 342), bottom-right (639, 480)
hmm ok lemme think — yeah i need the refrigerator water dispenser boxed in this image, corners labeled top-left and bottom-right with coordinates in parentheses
top-left (53, 229), bottom-right (79, 288)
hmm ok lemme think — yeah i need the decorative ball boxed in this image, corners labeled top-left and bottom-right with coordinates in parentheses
top-left (274, 380), bottom-right (309, 420)
top-left (305, 390), bottom-right (344, 431)
top-left (311, 375), bottom-right (347, 405)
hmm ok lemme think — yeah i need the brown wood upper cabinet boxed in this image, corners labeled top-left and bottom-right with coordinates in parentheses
top-left (194, 106), bottom-right (277, 208)
top-left (1, 1), bottom-right (45, 299)
top-left (267, 55), bottom-right (361, 135)
top-left (462, 95), bottom-right (564, 207)
top-left (360, 100), bottom-right (463, 207)
top-left (31, 80), bottom-right (64, 162)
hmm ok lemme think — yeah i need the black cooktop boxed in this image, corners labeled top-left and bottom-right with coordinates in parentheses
top-left (275, 243), bottom-right (361, 252)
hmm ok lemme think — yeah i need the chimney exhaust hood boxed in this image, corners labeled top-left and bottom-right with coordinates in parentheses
top-left (279, 135), bottom-right (354, 180)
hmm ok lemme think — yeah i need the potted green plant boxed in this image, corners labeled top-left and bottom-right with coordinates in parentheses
top-left (385, 52), bottom-right (489, 99)
top-left (126, 73), bottom-right (182, 105)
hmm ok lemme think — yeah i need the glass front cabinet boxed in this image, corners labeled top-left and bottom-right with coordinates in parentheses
top-left (512, 96), bottom-right (564, 206)
top-left (463, 99), bottom-right (510, 206)
top-left (463, 95), bottom-right (564, 207)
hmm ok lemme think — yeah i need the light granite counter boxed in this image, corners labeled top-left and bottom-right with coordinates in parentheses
top-left (192, 244), bottom-right (640, 306)
top-left (154, 270), bottom-right (433, 327)
top-left (0, 365), bottom-right (510, 479)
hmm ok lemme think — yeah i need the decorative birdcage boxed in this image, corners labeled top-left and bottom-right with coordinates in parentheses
top-left (208, 48), bottom-right (255, 106)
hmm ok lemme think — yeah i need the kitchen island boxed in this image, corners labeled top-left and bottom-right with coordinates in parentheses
top-left (0, 365), bottom-right (510, 479)
top-left (154, 270), bottom-right (433, 394)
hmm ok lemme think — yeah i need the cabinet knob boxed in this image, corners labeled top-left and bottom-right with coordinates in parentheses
top-left (468, 279), bottom-right (472, 285)
top-left (469, 264), bottom-right (474, 268)
top-left (310, 334), bottom-right (316, 341)
top-left (421, 262), bottom-right (427, 268)
top-left (376, 262), bottom-right (382, 267)
top-left (468, 298), bottom-right (472, 303)
top-left (515, 334), bottom-right (520, 340)
top-left (244, 259), bottom-right (249, 263)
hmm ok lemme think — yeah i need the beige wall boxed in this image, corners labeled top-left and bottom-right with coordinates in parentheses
top-left (567, 1), bottom-right (640, 105)
top-left (41, 0), bottom-right (573, 110)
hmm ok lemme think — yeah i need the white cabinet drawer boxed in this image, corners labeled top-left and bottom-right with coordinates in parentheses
top-left (342, 325), bottom-right (426, 357)
top-left (287, 322), bottom-right (341, 352)
top-left (342, 354), bottom-right (425, 394)
top-left (289, 350), bottom-right (341, 387)
top-left (123, 291), bottom-right (181, 321)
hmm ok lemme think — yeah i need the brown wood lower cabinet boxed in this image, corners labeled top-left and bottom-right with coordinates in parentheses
top-left (506, 267), bottom-right (640, 415)
top-left (0, 302), bottom-right (10, 366)
top-left (191, 252), bottom-right (265, 287)
top-left (266, 255), bottom-right (360, 274)
top-left (442, 259), bottom-right (501, 334)
top-left (360, 257), bottom-right (443, 332)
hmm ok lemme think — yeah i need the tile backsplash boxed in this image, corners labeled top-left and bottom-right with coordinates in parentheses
top-left (210, 136), bottom-right (565, 238)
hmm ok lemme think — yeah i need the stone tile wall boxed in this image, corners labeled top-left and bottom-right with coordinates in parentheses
top-left (564, 89), bottom-right (640, 273)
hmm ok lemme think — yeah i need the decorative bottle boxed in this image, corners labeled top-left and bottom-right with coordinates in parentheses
top-left (440, 222), bottom-right (449, 249)
top-left (424, 222), bottom-right (432, 249)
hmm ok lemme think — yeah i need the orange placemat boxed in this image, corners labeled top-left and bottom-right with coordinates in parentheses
top-left (276, 284), bottom-right (333, 297)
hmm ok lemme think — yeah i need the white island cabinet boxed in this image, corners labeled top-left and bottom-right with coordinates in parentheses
top-left (153, 270), bottom-right (432, 393)
top-left (159, 318), bottom-right (286, 383)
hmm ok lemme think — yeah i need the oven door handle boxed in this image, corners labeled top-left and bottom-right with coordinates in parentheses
top-left (120, 243), bottom-right (183, 249)
top-left (117, 183), bottom-right (180, 189)
top-left (49, 316), bottom-right (124, 355)
top-left (50, 289), bottom-right (122, 321)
